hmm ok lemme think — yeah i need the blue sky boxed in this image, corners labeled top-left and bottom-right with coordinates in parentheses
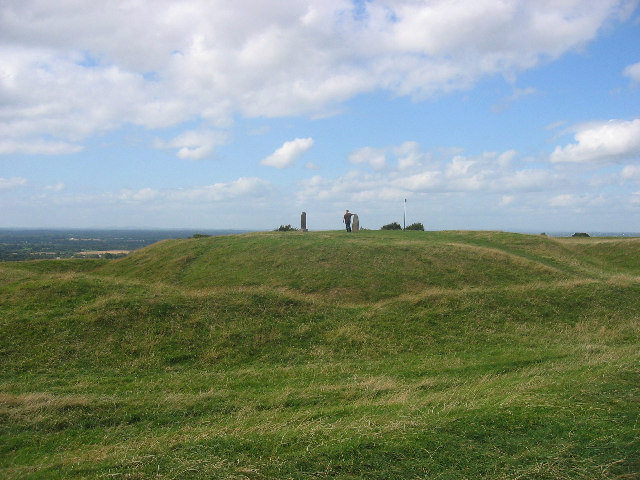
top-left (1, 0), bottom-right (640, 232)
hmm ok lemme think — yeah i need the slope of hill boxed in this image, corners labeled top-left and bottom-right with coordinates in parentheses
top-left (100, 230), bottom-right (602, 297)
top-left (1, 231), bottom-right (639, 479)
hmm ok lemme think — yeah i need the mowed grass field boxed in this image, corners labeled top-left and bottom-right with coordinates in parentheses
top-left (1, 230), bottom-right (639, 479)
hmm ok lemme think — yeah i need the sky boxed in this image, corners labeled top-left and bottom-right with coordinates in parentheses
top-left (1, 0), bottom-right (640, 232)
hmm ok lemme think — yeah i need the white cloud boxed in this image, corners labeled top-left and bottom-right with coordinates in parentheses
top-left (293, 140), bottom-right (631, 231)
top-left (623, 61), bottom-right (640, 82)
top-left (299, 142), bottom-right (559, 207)
top-left (74, 177), bottom-right (273, 210)
top-left (348, 142), bottom-right (432, 172)
top-left (261, 137), bottom-right (314, 168)
top-left (119, 188), bottom-right (160, 202)
top-left (44, 182), bottom-right (66, 192)
top-left (550, 118), bottom-right (640, 163)
top-left (545, 120), bottom-right (567, 131)
top-left (498, 150), bottom-right (518, 167)
top-left (7, 176), bottom-right (278, 229)
top-left (549, 194), bottom-right (579, 208)
top-left (621, 164), bottom-right (640, 183)
top-left (349, 146), bottom-right (387, 170)
top-left (1, 1), bottom-right (635, 152)
top-left (0, 139), bottom-right (83, 156)
top-left (396, 171), bottom-right (442, 191)
top-left (155, 129), bottom-right (228, 160)
top-left (501, 195), bottom-right (514, 206)
top-left (444, 156), bottom-right (486, 190)
top-left (393, 141), bottom-right (426, 170)
top-left (500, 169), bottom-right (554, 191)
top-left (0, 177), bottom-right (28, 190)
top-left (305, 161), bottom-right (321, 170)
top-left (0, 46), bottom-right (169, 143)
top-left (172, 177), bottom-right (273, 201)
top-left (116, 177), bottom-right (273, 203)
top-left (492, 86), bottom-right (537, 112)
top-left (446, 156), bottom-right (476, 178)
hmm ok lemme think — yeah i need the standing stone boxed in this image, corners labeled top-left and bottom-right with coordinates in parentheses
top-left (301, 211), bottom-right (308, 232)
top-left (352, 214), bottom-right (359, 232)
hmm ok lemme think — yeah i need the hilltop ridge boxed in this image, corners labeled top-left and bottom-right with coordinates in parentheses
top-left (100, 230), bottom-right (640, 302)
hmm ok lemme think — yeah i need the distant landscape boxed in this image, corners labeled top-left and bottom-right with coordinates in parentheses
top-left (1, 230), bottom-right (639, 479)
top-left (0, 229), bottom-right (249, 261)
top-left (1, 228), bottom-right (638, 262)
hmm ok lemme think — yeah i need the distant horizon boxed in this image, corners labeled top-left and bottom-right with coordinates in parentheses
top-left (1, 226), bottom-right (639, 238)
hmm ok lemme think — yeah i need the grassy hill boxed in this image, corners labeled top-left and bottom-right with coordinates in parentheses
top-left (1, 230), bottom-right (639, 479)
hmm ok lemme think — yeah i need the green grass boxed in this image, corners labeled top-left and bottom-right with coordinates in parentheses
top-left (1, 230), bottom-right (639, 479)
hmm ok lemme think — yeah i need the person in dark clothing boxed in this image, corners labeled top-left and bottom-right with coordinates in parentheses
top-left (343, 209), bottom-right (355, 232)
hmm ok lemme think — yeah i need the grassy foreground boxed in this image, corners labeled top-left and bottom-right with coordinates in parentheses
top-left (1, 230), bottom-right (639, 479)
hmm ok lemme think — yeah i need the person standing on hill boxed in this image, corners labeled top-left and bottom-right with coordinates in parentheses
top-left (343, 209), bottom-right (355, 232)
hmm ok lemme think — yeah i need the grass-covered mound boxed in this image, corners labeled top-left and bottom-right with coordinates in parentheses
top-left (1, 231), bottom-right (639, 479)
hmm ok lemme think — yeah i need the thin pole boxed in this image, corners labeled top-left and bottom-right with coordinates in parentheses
top-left (404, 198), bottom-right (406, 230)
